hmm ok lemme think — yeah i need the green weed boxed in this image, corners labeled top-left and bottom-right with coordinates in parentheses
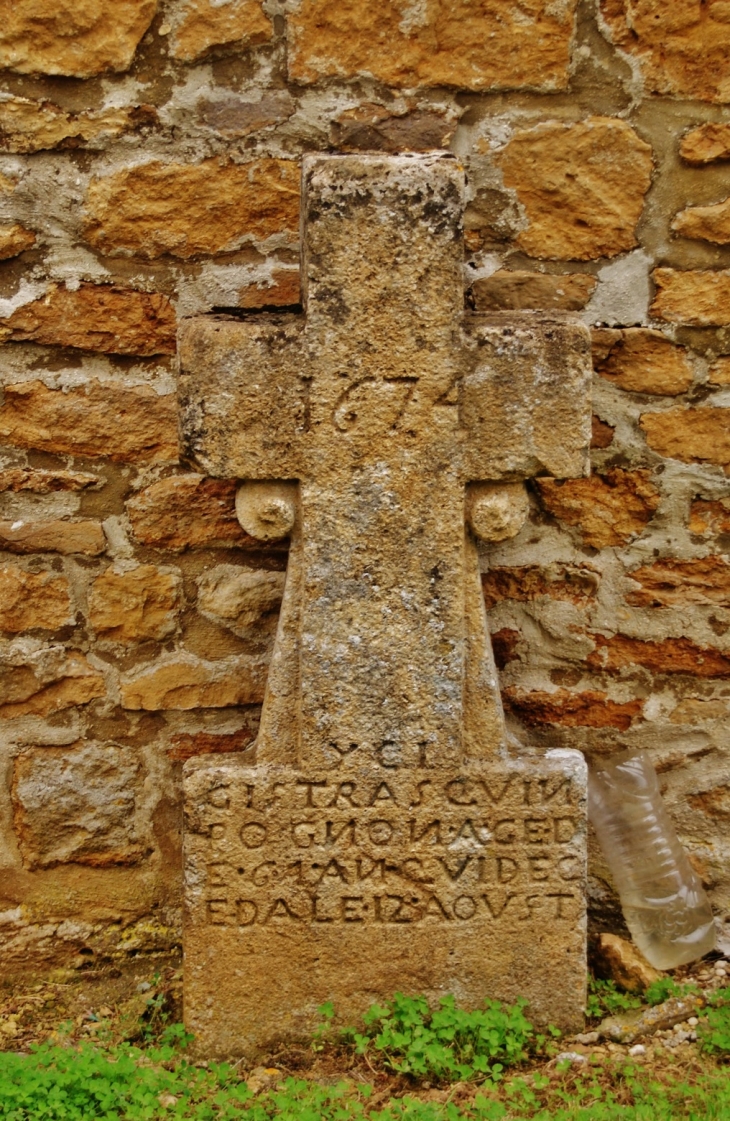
top-left (585, 979), bottom-right (642, 1021)
top-left (698, 985), bottom-right (730, 1055)
top-left (339, 991), bottom-right (559, 1082)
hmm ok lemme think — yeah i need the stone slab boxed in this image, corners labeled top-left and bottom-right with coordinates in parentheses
top-left (183, 750), bottom-right (587, 1056)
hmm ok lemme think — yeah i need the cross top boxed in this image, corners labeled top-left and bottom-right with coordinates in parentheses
top-left (179, 153), bottom-right (591, 772)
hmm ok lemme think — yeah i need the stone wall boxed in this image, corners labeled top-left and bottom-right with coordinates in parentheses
top-left (1, 0), bottom-right (729, 972)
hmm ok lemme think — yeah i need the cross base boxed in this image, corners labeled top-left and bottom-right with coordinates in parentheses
top-left (183, 750), bottom-right (586, 1057)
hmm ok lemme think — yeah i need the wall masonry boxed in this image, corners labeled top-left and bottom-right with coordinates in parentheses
top-left (1, 0), bottom-right (730, 973)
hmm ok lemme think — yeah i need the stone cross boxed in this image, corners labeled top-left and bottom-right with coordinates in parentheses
top-left (178, 154), bottom-right (591, 1058)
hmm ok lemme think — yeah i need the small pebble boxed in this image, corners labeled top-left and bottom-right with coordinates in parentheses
top-left (689, 1031), bottom-right (698, 1041)
top-left (556, 1051), bottom-right (586, 1066)
top-left (136, 981), bottom-right (152, 993)
top-left (575, 1031), bottom-right (599, 1045)
top-left (628, 1044), bottom-right (646, 1056)
top-left (688, 1017), bottom-right (699, 1027)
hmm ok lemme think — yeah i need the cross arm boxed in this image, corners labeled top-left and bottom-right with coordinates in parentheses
top-left (459, 311), bottom-right (592, 482)
top-left (177, 314), bottom-right (307, 479)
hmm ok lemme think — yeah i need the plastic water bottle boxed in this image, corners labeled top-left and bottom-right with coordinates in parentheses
top-left (588, 750), bottom-right (716, 970)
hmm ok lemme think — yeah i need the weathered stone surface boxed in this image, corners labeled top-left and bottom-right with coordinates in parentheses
top-left (84, 159), bottom-right (299, 259)
top-left (640, 407), bottom-right (730, 470)
top-left (505, 688), bottom-right (643, 730)
top-left (680, 123), bottom-right (730, 165)
top-left (121, 653), bottom-right (267, 710)
top-left (196, 566), bottom-right (285, 637)
top-left (0, 224), bottom-right (35, 259)
top-left (89, 565), bottom-right (181, 642)
top-left (180, 155), bottom-right (590, 1055)
top-left (588, 633), bottom-right (730, 678)
top-left (466, 482), bottom-right (529, 543)
top-left (673, 197), bottom-right (730, 244)
top-left (671, 697), bottom-right (730, 724)
top-left (0, 284), bottom-right (176, 355)
top-left (0, 649), bottom-right (105, 719)
top-left (472, 271), bottom-right (597, 312)
top-left (171, 0), bottom-right (271, 61)
top-left (593, 329), bottom-right (693, 396)
top-left (0, 566), bottom-right (72, 632)
top-left (598, 993), bottom-right (706, 1044)
top-left (594, 933), bottom-right (662, 992)
top-left (0, 518), bottom-right (105, 555)
top-left (0, 96), bottom-right (157, 154)
top-left (497, 119), bottom-right (652, 261)
top-left (127, 475), bottom-right (258, 549)
top-left (535, 469), bottom-right (660, 549)
top-left (627, 556), bottom-right (730, 607)
top-left (239, 269), bottom-right (300, 308)
top-left (690, 497), bottom-right (730, 536)
top-left (0, 380), bottom-right (178, 464)
top-left (12, 744), bottom-right (143, 869)
top-left (482, 563), bottom-right (599, 610)
top-left (709, 357), bottom-right (730, 386)
top-left (331, 105), bottom-right (456, 152)
top-left (198, 92), bottom-right (294, 137)
top-left (185, 755), bottom-right (587, 1054)
top-left (651, 269), bottom-right (730, 326)
top-left (599, 0), bottom-right (730, 103)
top-left (287, 0), bottom-right (577, 91)
top-left (0, 468), bottom-right (99, 493)
top-left (0, 0), bottom-right (156, 77)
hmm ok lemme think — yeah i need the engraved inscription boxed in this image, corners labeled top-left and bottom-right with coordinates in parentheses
top-left (189, 767), bottom-right (584, 930)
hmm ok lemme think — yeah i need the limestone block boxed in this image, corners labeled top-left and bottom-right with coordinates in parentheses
top-left (184, 753), bottom-right (587, 1055)
top-left (198, 92), bottom-right (295, 137)
top-left (505, 688), bottom-right (642, 731)
top-left (595, 933), bottom-right (662, 992)
top-left (593, 329), bottom-right (693, 395)
top-left (709, 358), bottom-right (730, 385)
top-left (0, 567), bottom-right (73, 633)
top-left (0, 381), bottom-right (178, 464)
top-left (0, 284), bottom-right (176, 355)
top-left (170, 0), bottom-right (272, 61)
top-left (0, 649), bottom-right (105, 720)
top-left (640, 407), bottom-right (730, 471)
top-left (84, 159), bottom-right (299, 259)
top-left (599, 0), bottom-right (730, 103)
top-left (0, 96), bottom-right (157, 154)
top-left (680, 123), bottom-right (730, 164)
top-left (591, 416), bottom-right (615, 448)
top-left (239, 268), bottom-right (300, 308)
top-left (89, 565), bottom-right (182, 642)
top-left (331, 105), bottom-right (456, 152)
top-left (482, 563), bottom-right (599, 609)
top-left (671, 698), bottom-right (730, 724)
top-left (287, 0), bottom-right (577, 91)
top-left (127, 475), bottom-right (260, 549)
top-left (0, 468), bottom-right (99, 493)
top-left (0, 518), bottom-right (106, 556)
top-left (471, 271), bottom-right (597, 312)
top-left (651, 268), bottom-right (730, 326)
top-left (196, 566), bottom-right (285, 637)
top-left (12, 744), bottom-right (143, 869)
top-left (588, 633), bottom-right (730, 678)
top-left (497, 119), bottom-right (652, 261)
top-left (673, 197), bottom-right (730, 244)
top-left (120, 653), bottom-right (268, 710)
top-left (627, 556), bottom-right (730, 607)
top-left (535, 469), bottom-right (660, 549)
top-left (690, 497), bottom-right (730, 536)
top-left (0, 224), bottom-right (35, 259)
top-left (0, 0), bottom-right (157, 77)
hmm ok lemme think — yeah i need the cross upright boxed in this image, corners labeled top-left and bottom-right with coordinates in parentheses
top-left (179, 154), bottom-right (592, 1058)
